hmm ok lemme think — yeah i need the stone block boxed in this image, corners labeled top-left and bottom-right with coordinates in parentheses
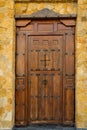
top-left (78, 0), bottom-right (87, 5)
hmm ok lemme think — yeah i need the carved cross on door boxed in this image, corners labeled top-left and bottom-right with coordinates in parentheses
top-left (41, 53), bottom-right (50, 68)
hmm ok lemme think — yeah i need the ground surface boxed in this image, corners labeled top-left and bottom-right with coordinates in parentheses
top-left (13, 125), bottom-right (76, 130)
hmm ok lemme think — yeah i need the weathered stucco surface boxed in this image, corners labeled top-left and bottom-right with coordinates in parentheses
top-left (76, 0), bottom-right (87, 128)
top-left (0, 0), bottom-right (15, 129)
top-left (0, 0), bottom-right (87, 129)
top-left (15, 2), bottom-right (77, 15)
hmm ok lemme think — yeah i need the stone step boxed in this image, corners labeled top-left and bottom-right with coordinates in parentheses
top-left (13, 126), bottom-right (76, 130)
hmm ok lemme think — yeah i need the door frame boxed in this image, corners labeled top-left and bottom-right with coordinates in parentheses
top-left (15, 16), bottom-right (76, 126)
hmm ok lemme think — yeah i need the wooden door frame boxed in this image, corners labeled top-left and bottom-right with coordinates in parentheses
top-left (15, 16), bottom-right (76, 126)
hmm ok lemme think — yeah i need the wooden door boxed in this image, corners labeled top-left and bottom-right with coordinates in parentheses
top-left (28, 35), bottom-right (63, 124)
top-left (15, 19), bottom-right (75, 126)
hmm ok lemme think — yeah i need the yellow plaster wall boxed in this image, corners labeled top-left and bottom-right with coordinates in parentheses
top-left (76, 0), bottom-right (87, 128)
top-left (15, 2), bottom-right (77, 15)
top-left (0, 0), bottom-right (15, 129)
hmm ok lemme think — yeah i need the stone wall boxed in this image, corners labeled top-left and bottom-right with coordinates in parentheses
top-left (15, 0), bottom-right (77, 2)
top-left (15, 2), bottom-right (77, 15)
top-left (0, 0), bottom-right (15, 129)
top-left (76, 0), bottom-right (87, 128)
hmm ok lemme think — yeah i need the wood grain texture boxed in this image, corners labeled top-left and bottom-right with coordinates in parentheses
top-left (16, 19), bottom-right (75, 126)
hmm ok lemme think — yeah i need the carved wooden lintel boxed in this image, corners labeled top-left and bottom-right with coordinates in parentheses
top-left (15, 8), bottom-right (77, 19)
top-left (16, 20), bottom-right (31, 26)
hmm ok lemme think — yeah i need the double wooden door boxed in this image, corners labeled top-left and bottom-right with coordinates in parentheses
top-left (16, 19), bottom-right (75, 126)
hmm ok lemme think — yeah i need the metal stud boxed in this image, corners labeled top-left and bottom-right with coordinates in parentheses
top-left (36, 68), bottom-right (40, 71)
top-left (65, 52), bottom-right (68, 55)
top-left (16, 53), bottom-right (18, 56)
top-left (72, 52), bottom-right (75, 55)
top-left (16, 74), bottom-right (18, 76)
top-left (51, 49), bottom-right (55, 51)
top-left (16, 32), bottom-right (19, 35)
top-left (36, 50), bottom-right (40, 52)
top-left (16, 88), bottom-right (18, 91)
top-left (36, 74), bottom-right (40, 76)
top-left (65, 33), bottom-right (68, 35)
top-left (51, 68), bottom-right (55, 70)
top-left (66, 74), bottom-right (68, 76)
top-left (43, 49), bottom-right (48, 52)
top-left (22, 87), bottom-right (25, 91)
top-left (30, 69), bottom-right (33, 71)
top-left (43, 74), bottom-right (47, 76)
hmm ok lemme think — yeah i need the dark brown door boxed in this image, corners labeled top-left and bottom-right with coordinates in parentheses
top-left (15, 19), bottom-right (75, 126)
top-left (28, 35), bottom-right (63, 124)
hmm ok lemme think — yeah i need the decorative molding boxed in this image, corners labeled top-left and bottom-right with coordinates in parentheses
top-left (15, 8), bottom-right (77, 19)
top-left (16, 20), bottom-right (31, 26)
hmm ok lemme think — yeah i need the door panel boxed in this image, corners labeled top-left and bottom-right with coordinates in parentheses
top-left (28, 35), bottom-right (63, 123)
top-left (63, 33), bottom-right (75, 125)
top-left (28, 36), bottom-right (62, 71)
top-left (16, 19), bottom-right (75, 126)
top-left (15, 32), bottom-right (27, 125)
top-left (65, 88), bottom-right (75, 122)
